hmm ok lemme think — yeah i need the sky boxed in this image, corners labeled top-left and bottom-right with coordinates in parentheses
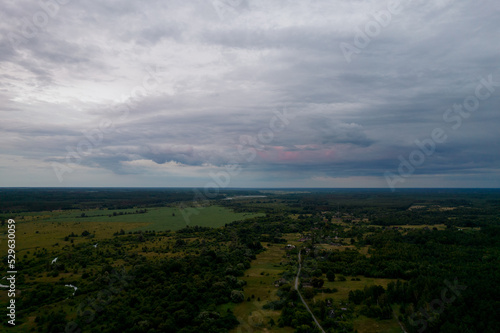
top-left (1, 0), bottom-right (499, 189)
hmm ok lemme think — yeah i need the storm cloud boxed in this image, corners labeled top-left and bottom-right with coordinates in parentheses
top-left (1, 0), bottom-right (499, 188)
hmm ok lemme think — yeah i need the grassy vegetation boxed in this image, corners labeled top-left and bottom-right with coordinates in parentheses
top-left (5, 206), bottom-right (262, 237)
top-left (33, 206), bottom-right (264, 231)
top-left (352, 315), bottom-right (402, 333)
top-left (230, 244), bottom-right (294, 333)
top-left (0, 205), bottom-right (263, 265)
top-left (1, 220), bottom-right (148, 256)
top-left (315, 276), bottom-right (400, 303)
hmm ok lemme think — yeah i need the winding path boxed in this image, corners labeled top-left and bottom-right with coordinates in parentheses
top-left (395, 314), bottom-right (408, 333)
top-left (295, 251), bottom-right (325, 333)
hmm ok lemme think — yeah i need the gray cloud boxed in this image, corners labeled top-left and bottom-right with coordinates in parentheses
top-left (1, 0), bottom-right (499, 187)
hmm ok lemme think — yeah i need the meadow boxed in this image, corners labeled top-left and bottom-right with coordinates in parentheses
top-left (41, 205), bottom-right (263, 231)
top-left (0, 205), bottom-right (263, 260)
top-left (4, 205), bottom-right (262, 237)
top-left (230, 243), bottom-right (294, 333)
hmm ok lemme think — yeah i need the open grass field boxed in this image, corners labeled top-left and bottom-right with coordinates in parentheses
top-left (0, 220), bottom-right (148, 255)
top-left (230, 243), bottom-right (294, 333)
top-left (311, 276), bottom-right (403, 333)
top-left (314, 276), bottom-right (400, 303)
top-left (352, 315), bottom-right (402, 333)
top-left (389, 224), bottom-right (447, 230)
top-left (31, 205), bottom-right (263, 231)
top-left (0, 205), bottom-right (263, 262)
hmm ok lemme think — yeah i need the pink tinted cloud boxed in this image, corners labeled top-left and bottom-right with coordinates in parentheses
top-left (256, 146), bottom-right (336, 164)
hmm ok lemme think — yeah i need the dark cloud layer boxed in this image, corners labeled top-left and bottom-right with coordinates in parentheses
top-left (1, 0), bottom-right (499, 188)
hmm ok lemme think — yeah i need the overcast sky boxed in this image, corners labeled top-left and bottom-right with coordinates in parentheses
top-left (1, 0), bottom-right (499, 189)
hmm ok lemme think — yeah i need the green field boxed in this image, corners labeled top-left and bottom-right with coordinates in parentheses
top-left (230, 243), bottom-right (294, 333)
top-left (315, 276), bottom-right (401, 303)
top-left (1, 205), bottom-right (264, 256)
top-left (18, 205), bottom-right (263, 231)
top-left (352, 315), bottom-right (402, 333)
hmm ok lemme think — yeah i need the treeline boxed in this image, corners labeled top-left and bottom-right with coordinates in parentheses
top-left (370, 207), bottom-right (499, 227)
top-left (0, 188), bottom-right (268, 213)
top-left (306, 227), bottom-right (500, 332)
top-left (79, 209), bottom-right (148, 218)
top-left (0, 188), bottom-right (193, 213)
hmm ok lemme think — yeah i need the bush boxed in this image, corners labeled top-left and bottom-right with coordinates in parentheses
top-left (231, 290), bottom-right (245, 303)
top-left (326, 270), bottom-right (336, 282)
